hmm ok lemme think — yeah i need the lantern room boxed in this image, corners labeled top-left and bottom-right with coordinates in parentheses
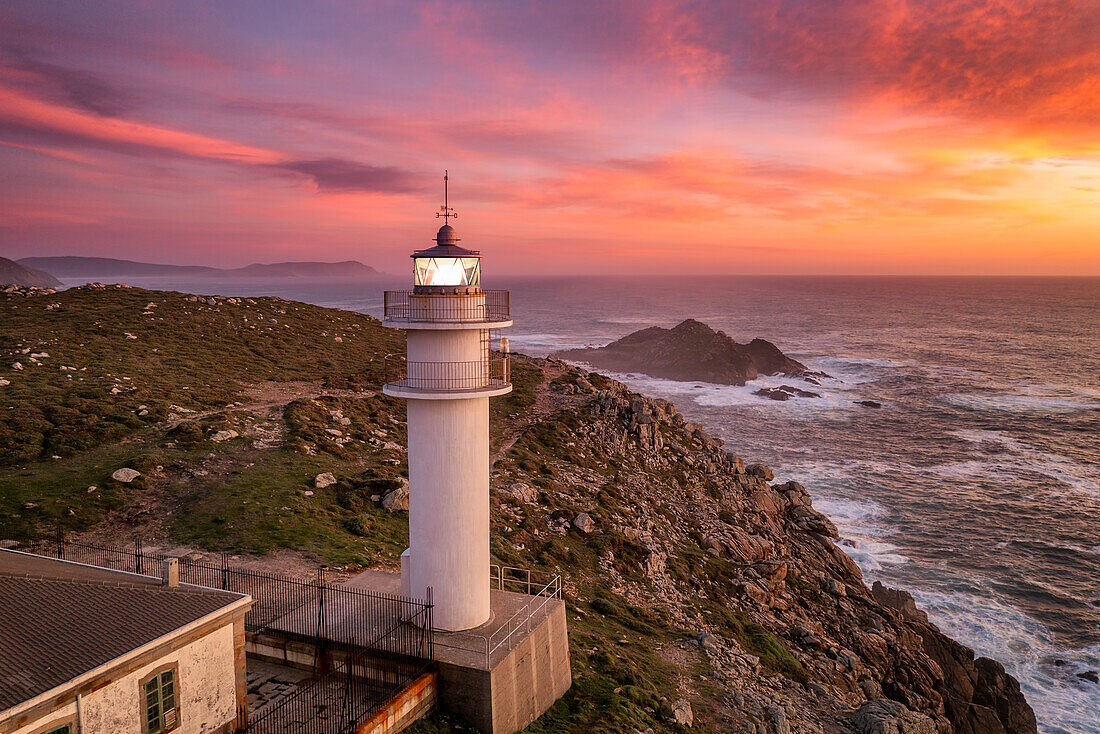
top-left (412, 224), bottom-right (481, 292)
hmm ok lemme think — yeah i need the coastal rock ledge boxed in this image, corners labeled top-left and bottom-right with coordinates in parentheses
top-left (555, 318), bottom-right (817, 385)
top-left (532, 366), bottom-right (1036, 733)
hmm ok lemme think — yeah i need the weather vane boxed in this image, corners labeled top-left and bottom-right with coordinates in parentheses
top-left (436, 170), bottom-right (457, 224)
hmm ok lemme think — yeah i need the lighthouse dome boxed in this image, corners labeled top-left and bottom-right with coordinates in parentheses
top-left (435, 224), bottom-right (459, 245)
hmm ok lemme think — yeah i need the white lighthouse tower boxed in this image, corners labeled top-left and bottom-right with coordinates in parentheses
top-left (382, 173), bottom-right (512, 631)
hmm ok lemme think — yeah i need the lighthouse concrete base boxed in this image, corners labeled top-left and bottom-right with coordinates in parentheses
top-left (346, 569), bottom-right (572, 734)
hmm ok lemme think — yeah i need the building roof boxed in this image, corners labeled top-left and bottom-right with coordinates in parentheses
top-left (0, 551), bottom-right (246, 711)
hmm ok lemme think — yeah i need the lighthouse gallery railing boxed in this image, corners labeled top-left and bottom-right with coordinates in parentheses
top-left (384, 353), bottom-right (510, 391)
top-left (383, 289), bottom-right (510, 322)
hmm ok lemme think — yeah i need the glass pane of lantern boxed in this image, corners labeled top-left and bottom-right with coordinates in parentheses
top-left (461, 258), bottom-right (481, 286)
top-left (414, 258), bottom-right (431, 285)
top-left (414, 256), bottom-right (480, 286)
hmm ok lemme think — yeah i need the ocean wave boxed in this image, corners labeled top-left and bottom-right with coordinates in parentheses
top-left (791, 490), bottom-right (910, 574)
top-left (508, 332), bottom-right (605, 355)
top-left (814, 355), bottom-right (913, 369)
top-left (937, 430), bottom-right (1100, 498)
top-left (586, 369), bottom-right (886, 419)
top-left (908, 587), bottom-right (1100, 734)
top-left (945, 393), bottom-right (1098, 414)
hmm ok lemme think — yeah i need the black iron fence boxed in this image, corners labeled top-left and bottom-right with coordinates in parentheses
top-left (238, 644), bottom-right (431, 734)
top-left (27, 533), bottom-right (434, 734)
top-left (33, 532), bottom-right (432, 655)
top-left (383, 289), bottom-right (510, 323)
top-left (383, 353), bottom-right (510, 391)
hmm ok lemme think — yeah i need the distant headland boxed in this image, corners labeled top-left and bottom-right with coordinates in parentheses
top-left (16, 256), bottom-right (380, 280)
top-left (0, 256), bottom-right (62, 288)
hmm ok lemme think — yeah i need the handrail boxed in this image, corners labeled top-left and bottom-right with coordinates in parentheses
top-left (383, 289), bottom-right (509, 323)
top-left (384, 353), bottom-right (510, 391)
top-left (437, 565), bottom-right (562, 667)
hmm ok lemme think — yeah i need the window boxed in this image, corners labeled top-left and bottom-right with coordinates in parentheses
top-left (143, 668), bottom-right (178, 733)
top-left (413, 256), bottom-right (480, 286)
top-left (44, 726), bottom-right (72, 734)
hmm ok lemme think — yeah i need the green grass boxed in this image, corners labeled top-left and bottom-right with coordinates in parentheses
top-left (170, 450), bottom-right (410, 565)
top-left (0, 441), bottom-right (139, 537)
top-left (0, 285), bottom-right (401, 466)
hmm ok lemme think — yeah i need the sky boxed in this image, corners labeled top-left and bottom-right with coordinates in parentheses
top-left (1, 1), bottom-right (1098, 276)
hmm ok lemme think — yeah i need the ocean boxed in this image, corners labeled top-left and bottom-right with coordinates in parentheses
top-left (68, 274), bottom-right (1100, 734)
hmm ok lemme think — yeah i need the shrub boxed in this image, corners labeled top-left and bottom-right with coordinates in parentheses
top-left (344, 514), bottom-right (374, 537)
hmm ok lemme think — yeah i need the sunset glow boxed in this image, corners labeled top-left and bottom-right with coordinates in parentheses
top-left (1, 1), bottom-right (1097, 274)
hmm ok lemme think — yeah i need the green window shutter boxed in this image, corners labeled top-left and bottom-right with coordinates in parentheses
top-left (145, 676), bottom-right (162, 732)
top-left (162, 670), bottom-right (177, 728)
top-left (144, 669), bottom-right (178, 733)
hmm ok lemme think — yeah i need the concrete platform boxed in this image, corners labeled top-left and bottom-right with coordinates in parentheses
top-left (343, 570), bottom-right (572, 734)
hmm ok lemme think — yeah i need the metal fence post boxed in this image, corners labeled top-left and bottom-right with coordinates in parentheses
top-left (56, 523), bottom-right (63, 559)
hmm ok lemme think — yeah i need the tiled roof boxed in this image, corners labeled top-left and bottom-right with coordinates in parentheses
top-left (0, 554), bottom-right (243, 711)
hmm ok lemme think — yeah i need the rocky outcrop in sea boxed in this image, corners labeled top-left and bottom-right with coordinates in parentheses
top-left (555, 318), bottom-right (816, 386)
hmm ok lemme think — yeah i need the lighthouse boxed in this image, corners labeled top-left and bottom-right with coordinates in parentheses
top-left (382, 173), bottom-right (512, 631)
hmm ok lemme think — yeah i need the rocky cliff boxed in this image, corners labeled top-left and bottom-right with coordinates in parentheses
top-left (555, 318), bottom-right (812, 385)
top-left (488, 362), bottom-right (1036, 733)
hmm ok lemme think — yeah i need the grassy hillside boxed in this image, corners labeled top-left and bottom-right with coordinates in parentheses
top-left (0, 284), bottom-right (403, 548)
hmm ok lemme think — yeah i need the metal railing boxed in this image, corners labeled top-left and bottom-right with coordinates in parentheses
top-left (237, 645), bottom-right (430, 734)
top-left (433, 565), bottom-right (562, 668)
top-left (384, 353), bottom-right (510, 391)
top-left (26, 533), bottom-right (436, 733)
top-left (33, 532), bottom-right (432, 658)
top-left (383, 290), bottom-right (509, 323)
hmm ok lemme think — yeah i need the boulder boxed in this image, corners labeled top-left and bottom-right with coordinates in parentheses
top-left (573, 512), bottom-right (596, 533)
top-left (871, 581), bottom-right (928, 623)
top-left (671, 698), bottom-right (693, 727)
top-left (754, 385), bottom-right (821, 400)
top-left (314, 472), bottom-right (337, 488)
top-left (747, 464), bottom-right (774, 481)
top-left (111, 468), bottom-right (141, 483)
top-left (788, 505), bottom-right (839, 537)
top-left (210, 429), bottom-right (239, 443)
top-left (765, 704), bottom-right (791, 734)
top-left (504, 482), bottom-right (538, 504)
top-left (854, 699), bottom-right (935, 734)
top-left (382, 486), bottom-right (409, 512)
top-left (917, 622), bottom-right (1037, 734)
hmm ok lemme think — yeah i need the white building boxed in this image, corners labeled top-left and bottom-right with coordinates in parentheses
top-left (0, 550), bottom-right (250, 734)
top-left (382, 198), bottom-right (513, 632)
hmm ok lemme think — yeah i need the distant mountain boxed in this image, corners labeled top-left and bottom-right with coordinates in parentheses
top-left (0, 256), bottom-right (62, 287)
top-left (17, 256), bottom-right (378, 279)
top-left (223, 261), bottom-right (378, 278)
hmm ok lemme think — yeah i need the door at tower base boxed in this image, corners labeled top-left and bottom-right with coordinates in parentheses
top-left (403, 395), bottom-right (491, 632)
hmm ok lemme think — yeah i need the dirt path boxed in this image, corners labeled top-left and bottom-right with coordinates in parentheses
top-left (490, 360), bottom-right (571, 468)
top-left (173, 380), bottom-right (376, 424)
